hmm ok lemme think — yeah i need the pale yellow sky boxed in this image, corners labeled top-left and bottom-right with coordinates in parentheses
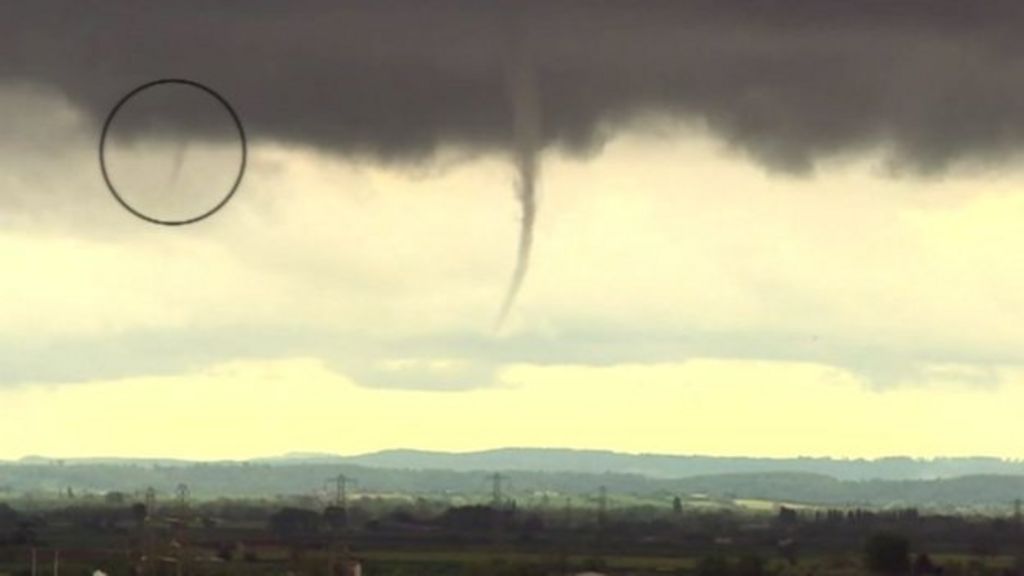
top-left (3, 92), bottom-right (1024, 459)
top-left (1, 357), bottom-right (1022, 460)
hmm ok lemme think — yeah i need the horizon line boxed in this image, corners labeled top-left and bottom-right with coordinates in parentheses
top-left (4, 446), bottom-right (1022, 464)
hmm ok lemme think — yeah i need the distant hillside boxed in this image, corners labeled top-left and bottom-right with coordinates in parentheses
top-left (257, 448), bottom-right (1024, 481)
top-left (2, 461), bottom-right (1024, 509)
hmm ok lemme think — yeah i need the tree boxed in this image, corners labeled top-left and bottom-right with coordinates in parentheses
top-left (696, 554), bottom-right (732, 576)
top-left (268, 507), bottom-right (321, 540)
top-left (269, 507), bottom-right (321, 564)
top-left (105, 491), bottom-right (126, 505)
top-left (913, 553), bottom-right (936, 576)
top-left (130, 503), bottom-right (147, 529)
top-left (12, 520), bottom-right (37, 545)
top-left (865, 532), bottom-right (910, 575)
top-left (0, 503), bottom-right (19, 532)
top-left (777, 506), bottom-right (798, 526)
top-left (323, 505), bottom-right (348, 531)
top-left (736, 554), bottom-right (768, 576)
top-left (778, 538), bottom-right (799, 566)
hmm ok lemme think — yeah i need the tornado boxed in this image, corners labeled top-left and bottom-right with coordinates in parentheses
top-left (167, 139), bottom-right (188, 190)
top-left (494, 42), bottom-right (542, 332)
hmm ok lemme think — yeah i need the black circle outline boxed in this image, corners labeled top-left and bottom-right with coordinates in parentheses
top-left (99, 78), bottom-right (247, 226)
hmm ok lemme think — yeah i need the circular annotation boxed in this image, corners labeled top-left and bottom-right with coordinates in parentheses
top-left (98, 78), bottom-right (247, 226)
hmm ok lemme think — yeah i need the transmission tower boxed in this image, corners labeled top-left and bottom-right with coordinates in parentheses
top-left (324, 474), bottom-right (357, 576)
top-left (486, 473), bottom-right (509, 556)
top-left (594, 485), bottom-right (609, 566)
top-left (489, 473), bottom-right (506, 508)
top-left (145, 486), bottom-right (156, 512)
top-left (175, 483), bottom-right (189, 507)
top-left (326, 474), bottom-right (355, 509)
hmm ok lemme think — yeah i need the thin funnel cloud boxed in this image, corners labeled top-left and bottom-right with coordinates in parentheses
top-left (495, 39), bottom-right (542, 331)
top-left (167, 139), bottom-right (188, 190)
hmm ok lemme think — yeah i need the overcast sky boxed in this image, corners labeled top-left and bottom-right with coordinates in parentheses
top-left (3, 1), bottom-right (1024, 459)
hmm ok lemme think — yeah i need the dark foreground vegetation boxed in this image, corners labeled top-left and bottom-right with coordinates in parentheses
top-left (1, 494), bottom-right (1024, 576)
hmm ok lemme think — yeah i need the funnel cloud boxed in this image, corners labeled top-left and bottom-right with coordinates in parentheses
top-left (495, 40), bottom-right (542, 330)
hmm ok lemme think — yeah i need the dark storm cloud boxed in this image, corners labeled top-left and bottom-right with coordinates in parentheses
top-left (3, 1), bottom-right (1024, 172)
top-left (6, 2), bottom-right (1024, 391)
